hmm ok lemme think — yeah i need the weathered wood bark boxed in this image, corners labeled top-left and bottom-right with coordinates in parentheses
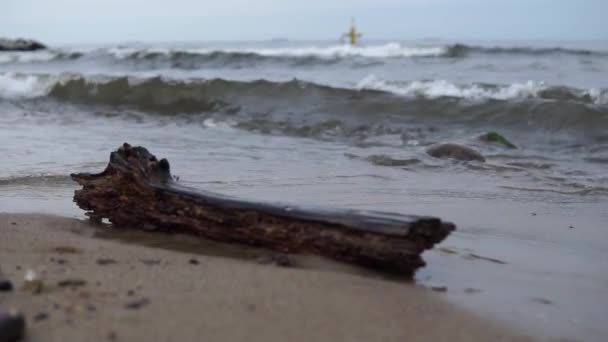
top-left (71, 143), bottom-right (455, 275)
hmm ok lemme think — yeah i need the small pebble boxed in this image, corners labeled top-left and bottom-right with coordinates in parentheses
top-left (126, 290), bottom-right (135, 297)
top-left (531, 212), bottom-right (537, 216)
top-left (57, 279), bottom-right (87, 288)
top-left (33, 312), bottom-right (49, 322)
top-left (125, 298), bottom-right (150, 310)
top-left (0, 310), bottom-right (25, 341)
top-left (188, 258), bottom-right (200, 265)
top-left (96, 258), bottom-right (117, 266)
top-left (11, 222), bottom-right (17, 225)
top-left (569, 225), bottom-right (574, 229)
top-left (0, 280), bottom-right (13, 292)
top-left (86, 304), bottom-right (97, 312)
top-left (22, 270), bottom-right (44, 294)
top-left (53, 246), bottom-right (82, 254)
top-left (431, 286), bottom-right (448, 293)
top-left (50, 258), bottom-right (68, 265)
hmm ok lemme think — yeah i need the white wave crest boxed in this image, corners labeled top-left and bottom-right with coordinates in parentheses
top-left (585, 88), bottom-right (608, 105)
top-left (358, 75), bottom-right (547, 101)
top-left (0, 51), bottom-right (58, 64)
top-left (198, 43), bottom-right (447, 58)
top-left (0, 72), bottom-right (56, 98)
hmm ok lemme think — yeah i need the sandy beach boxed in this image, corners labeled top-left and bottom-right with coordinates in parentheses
top-left (0, 213), bottom-right (538, 342)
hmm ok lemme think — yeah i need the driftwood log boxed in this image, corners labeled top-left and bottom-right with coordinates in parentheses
top-left (71, 144), bottom-right (455, 274)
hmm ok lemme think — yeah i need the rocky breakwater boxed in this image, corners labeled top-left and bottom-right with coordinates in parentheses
top-left (0, 38), bottom-right (46, 51)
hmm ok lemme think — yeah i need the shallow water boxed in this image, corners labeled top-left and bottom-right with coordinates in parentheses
top-left (1, 39), bottom-right (607, 341)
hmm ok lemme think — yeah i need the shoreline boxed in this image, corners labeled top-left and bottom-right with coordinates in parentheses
top-left (0, 213), bottom-right (535, 342)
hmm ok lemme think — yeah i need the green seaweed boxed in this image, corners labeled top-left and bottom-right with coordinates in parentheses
top-left (480, 132), bottom-right (517, 149)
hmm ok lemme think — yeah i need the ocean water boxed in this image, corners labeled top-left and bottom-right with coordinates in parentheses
top-left (1, 39), bottom-right (608, 340)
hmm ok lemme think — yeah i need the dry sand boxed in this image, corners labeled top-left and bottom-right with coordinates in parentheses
top-left (0, 213), bottom-right (536, 342)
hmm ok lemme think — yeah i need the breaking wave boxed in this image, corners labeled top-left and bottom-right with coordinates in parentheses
top-left (2, 43), bottom-right (607, 68)
top-left (1, 72), bottom-right (606, 106)
top-left (1, 72), bottom-right (607, 144)
top-left (357, 75), bottom-right (608, 104)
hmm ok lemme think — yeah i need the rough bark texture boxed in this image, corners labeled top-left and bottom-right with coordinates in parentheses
top-left (71, 143), bottom-right (455, 275)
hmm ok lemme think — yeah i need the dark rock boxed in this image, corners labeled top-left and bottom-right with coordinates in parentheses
top-left (52, 246), bottom-right (82, 254)
top-left (188, 258), bottom-right (200, 265)
top-left (0, 279), bottom-right (13, 292)
top-left (96, 258), bottom-right (117, 266)
top-left (426, 143), bottom-right (485, 162)
top-left (33, 312), bottom-right (49, 322)
top-left (0, 38), bottom-right (46, 51)
top-left (0, 310), bottom-right (25, 342)
top-left (431, 286), bottom-right (448, 292)
top-left (57, 279), bottom-right (87, 288)
top-left (125, 298), bottom-right (150, 310)
top-left (50, 258), bottom-right (68, 265)
top-left (126, 290), bottom-right (135, 297)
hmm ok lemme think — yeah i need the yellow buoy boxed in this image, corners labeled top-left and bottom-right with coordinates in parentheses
top-left (342, 18), bottom-right (362, 45)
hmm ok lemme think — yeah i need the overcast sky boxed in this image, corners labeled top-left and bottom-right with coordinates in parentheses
top-left (2, 0), bottom-right (607, 44)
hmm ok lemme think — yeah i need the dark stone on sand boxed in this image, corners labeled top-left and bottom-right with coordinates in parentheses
top-left (96, 258), bottom-right (117, 266)
top-left (0, 280), bottom-right (13, 292)
top-left (52, 246), bottom-right (82, 254)
top-left (430, 286), bottom-right (448, 293)
top-left (0, 38), bottom-right (46, 51)
top-left (33, 312), bottom-right (49, 322)
top-left (125, 298), bottom-right (150, 310)
top-left (57, 279), bottom-right (87, 288)
top-left (50, 258), bottom-right (68, 265)
top-left (0, 310), bottom-right (25, 342)
top-left (188, 258), bottom-right (200, 265)
top-left (426, 143), bottom-right (486, 162)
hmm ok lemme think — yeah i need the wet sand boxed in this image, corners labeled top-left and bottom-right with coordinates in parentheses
top-left (0, 213), bottom-right (536, 342)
